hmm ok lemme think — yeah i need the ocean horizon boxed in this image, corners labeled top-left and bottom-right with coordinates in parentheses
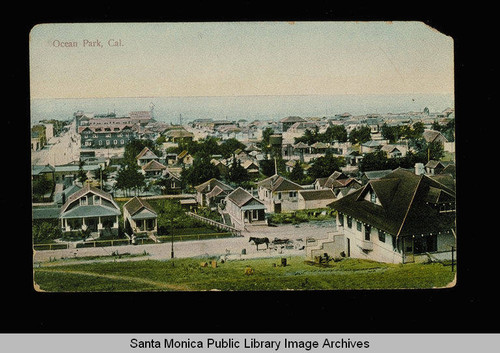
top-left (30, 93), bottom-right (454, 125)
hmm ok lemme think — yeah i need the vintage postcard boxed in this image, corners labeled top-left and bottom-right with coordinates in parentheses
top-left (30, 22), bottom-right (456, 292)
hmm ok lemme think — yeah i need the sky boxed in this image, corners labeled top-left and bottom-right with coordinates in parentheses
top-left (29, 22), bottom-right (454, 99)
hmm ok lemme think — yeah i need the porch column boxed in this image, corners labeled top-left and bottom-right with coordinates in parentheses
top-left (82, 217), bottom-right (87, 230)
top-left (98, 216), bottom-right (102, 230)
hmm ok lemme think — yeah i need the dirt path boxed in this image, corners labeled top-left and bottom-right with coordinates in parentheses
top-left (35, 268), bottom-right (191, 291)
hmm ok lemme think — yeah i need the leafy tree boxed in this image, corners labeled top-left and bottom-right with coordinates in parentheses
top-left (260, 127), bottom-right (274, 153)
top-left (323, 125), bottom-right (348, 143)
top-left (77, 160), bottom-right (88, 184)
top-left (349, 126), bottom-right (372, 144)
top-left (289, 161), bottom-right (305, 184)
top-left (181, 155), bottom-right (220, 187)
top-left (259, 156), bottom-right (286, 177)
top-left (381, 123), bottom-right (401, 143)
top-left (115, 163), bottom-right (146, 196)
top-left (32, 177), bottom-right (53, 199)
top-left (220, 138), bottom-right (246, 159)
top-left (307, 152), bottom-right (346, 179)
top-left (225, 157), bottom-right (250, 186)
top-left (33, 221), bottom-right (62, 243)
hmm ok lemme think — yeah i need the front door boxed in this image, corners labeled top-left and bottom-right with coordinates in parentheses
top-left (347, 238), bottom-right (350, 257)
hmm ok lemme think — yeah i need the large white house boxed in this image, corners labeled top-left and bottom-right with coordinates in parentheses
top-left (321, 168), bottom-right (456, 264)
top-left (257, 174), bottom-right (303, 213)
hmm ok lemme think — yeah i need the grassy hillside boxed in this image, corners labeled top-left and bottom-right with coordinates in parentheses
top-left (33, 256), bottom-right (455, 292)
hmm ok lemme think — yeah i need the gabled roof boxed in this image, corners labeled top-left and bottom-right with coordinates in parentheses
top-left (32, 164), bottom-right (55, 175)
top-left (123, 196), bottom-right (157, 218)
top-left (281, 116), bottom-right (306, 123)
top-left (293, 142), bottom-right (310, 149)
top-left (423, 129), bottom-right (449, 143)
top-left (194, 178), bottom-right (234, 193)
top-left (142, 160), bottom-right (167, 171)
top-left (257, 174), bottom-right (303, 192)
top-left (329, 168), bottom-right (455, 237)
top-left (425, 160), bottom-right (444, 169)
top-left (298, 189), bottom-right (335, 201)
top-left (362, 169), bottom-right (393, 180)
top-left (136, 147), bottom-right (158, 160)
top-left (60, 184), bottom-right (118, 214)
top-left (227, 187), bottom-right (264, 208)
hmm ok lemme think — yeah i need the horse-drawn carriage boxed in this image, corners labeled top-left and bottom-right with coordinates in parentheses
top-left (248, 236), bottom-right (296, 251)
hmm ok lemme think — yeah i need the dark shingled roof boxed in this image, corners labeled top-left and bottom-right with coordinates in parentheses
top-left (299, 189), bottom-right (335, 201)
top-left (195, 178), bottom-right (234, 193)
top-left (123, 197), bottom-right (157, 217)
top-left (227, 187), bottom-right (256, 207)
top-left (329, 168), bottom-right (455, 237)
top-left (142, 160), bottom-right (167, 171)
top-left (257, 174), bottom-right (303, 192)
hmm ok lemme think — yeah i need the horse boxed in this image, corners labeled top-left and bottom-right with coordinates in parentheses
top-left (249, 237), bottom-right (270, 250)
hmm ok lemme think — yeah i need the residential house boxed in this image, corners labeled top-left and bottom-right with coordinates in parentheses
top-left (241, 160), bottom-right (260, 179)
top-left (310, 142), bottom-right (329, 154)
top-left (195, 178), bottom-right (234, 207)
top-left (176, 150), bottom-right (194, 166)
top-left (224, 187), bottom-right (267, 230)
top-left (136, 147), bottom-right (160, 167)
top-left (425, 160), bottom-right (445, 175)
top-left (159, 170), bottom-right (182, 194)
top-left (381, 144), bottom-right (406, 158)
top-left (123, 196), bottom-right (158, 237)
top-left (32, 164), bottom-right (55, 183)
top-left (280, 116), bottom-right (306, 132)
top-left (328, 168), bottom-right (456, 264)
top-left (59, 185), bottom-right (121, 238)
top-left (165, 128), bottom-right (195, 144)
top-left (314, 171), bottom-right (362, 198)
top-left (360, 140), bottom-right (383, 154)
top-left (141, 160), bottom-right (167, 179)
top-left (257, 174), bottom-right (304, 213)
top-left (297, 189), bottom-right (336, 210)
top-left (423, 129), bottom-right (449, 146)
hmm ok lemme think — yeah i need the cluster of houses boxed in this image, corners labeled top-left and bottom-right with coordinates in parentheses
top-left (32, 107), bottom-right (456, 265)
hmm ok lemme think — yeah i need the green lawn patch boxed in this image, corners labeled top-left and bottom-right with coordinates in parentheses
top-left (33, 256), bottom-right (455, 292)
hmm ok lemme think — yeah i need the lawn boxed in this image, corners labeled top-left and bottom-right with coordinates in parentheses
top-left (33, 256), bottom-right (455, 292)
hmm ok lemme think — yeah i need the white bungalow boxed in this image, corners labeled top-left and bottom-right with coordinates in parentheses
top-left (59, 185), bottom-right (121, 238)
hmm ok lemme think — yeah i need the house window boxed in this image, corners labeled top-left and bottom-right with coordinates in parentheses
top-left (80, 196), bottom-right (87, 205)
top-left (378, 229), bottom-right (386, 243)
top-left (120, 139), bottom-right (125, 144)
top-left (392, 235), bottom-right (398, 252)
top-left (99, 140), bottom-right (103, 145)
top-left (356, 221), bottom-right (362, 232)
top-left (289, 191), bottom-right (297, 198)
top-left (94, 195), bottom-right (101, 205)
top-left (106, 140), bottom-right (110, 145)
top-left (370, 190), bottom-right (377, 204)
top-left (338, 213), bottom-right (344, 227)
top-left (278, 192), bottom-right (282, 200)
top-left (347, 216), bottom-right (352, 229)
top-left (113, 140), bottom-right (117, 145)
top-left (364, 225), bottom-right (371, 241)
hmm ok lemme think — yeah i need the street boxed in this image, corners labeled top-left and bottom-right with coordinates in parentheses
top-left (31, 120), bottom-right (80, 166)
top-left (33, 221), bottom-right (337, 264)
